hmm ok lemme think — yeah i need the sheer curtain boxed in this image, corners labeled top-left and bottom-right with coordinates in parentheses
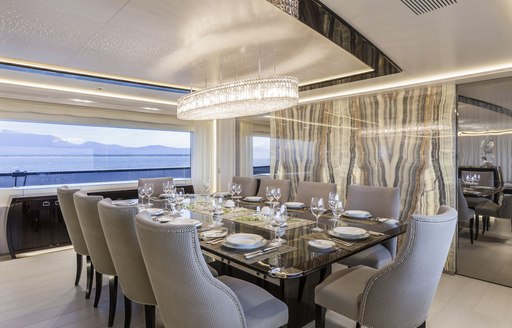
top-left (191, 120), bottom-right (215, 193)
top-left (239, 120), bottom-right (254, 177)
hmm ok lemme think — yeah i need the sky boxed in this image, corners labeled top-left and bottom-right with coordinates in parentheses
top-left (0, 121), bottom-right (191, 148)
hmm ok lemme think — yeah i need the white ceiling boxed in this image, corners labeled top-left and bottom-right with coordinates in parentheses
top-left (1, 0), bottom-right (512, 115)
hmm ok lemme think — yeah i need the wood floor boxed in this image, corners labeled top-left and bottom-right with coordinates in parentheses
top-left (1, 249), bottom-right (512, 328)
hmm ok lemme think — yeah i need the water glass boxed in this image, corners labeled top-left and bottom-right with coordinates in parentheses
top-left (144, 183), bottom-right (154, 206)
top-left (138, 186), bottom-right (146, 206)
top-left (235, 183), bottom-right (242, 197)
top-left (328, 192), bottom-right (340, 210)
top-left (270, 211), bottom-right (287, 246)
top-left (266, 186), bottom-right (275, 204)
top-left (166, 191), bottom-right (177, 213)
top-left (310, 197), bottom-right (325, 232)
top-left (272, 187), bottom-right (281, 204)
top-left (331, 200), bottom-right (344, 222)
top-left (203, 180), bottom-right (211, 194)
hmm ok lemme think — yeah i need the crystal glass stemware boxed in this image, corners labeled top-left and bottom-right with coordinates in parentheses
top-left (272, 187), bottom-right (281, 205)
top-left (269, 211), bottom-right (287, 246)
top-left (144, 183), bottom-right (154, 206)
top-left (310, 197), bottom-right (325, 232)
top-left (166, 191), bottom-right (177, 213)
top-left (175, 188), bottom-right (185, 213)
top-left (266, 186), bottom-right (275, 204)
top-left (138, 186), bottom-right (146, 206)
top-left (331, 200), bottom-right (344, 222)
top-left (328, 192), bottom-right (340, 210)
top-left (203, 180), bottom-right (211, 194)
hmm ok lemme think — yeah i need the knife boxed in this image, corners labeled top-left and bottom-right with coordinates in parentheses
top-left (244, 246), bottom-right (279, 259)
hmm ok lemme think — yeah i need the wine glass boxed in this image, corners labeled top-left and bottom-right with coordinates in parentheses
top-left (212, 197), bottom-right (224, 227)
top-left (228, 182), bottom-right (236, 198)
top-left (138, 186), bottom-right (146, 206)
top-left (328, 192), bottom-right (340, 210)
top-left (144, 183), bottom-right (154, 207)
top-left (310, 197), bottom-right (326, 232)
top-left (175, 188), bottom-right (185, 213)
top-left (266, 186), bottom-right (275, 204)
top-left (203, 180), bottom-right (211, 195)
top-left (269, 211), bottom-right (287, 246)
top-left (163, 182), bottom-right (171, 211)
top-left (235, 183), bottom-right (242, 198)
top-left (272, 187), bottom-right (281, 205)
top-left (166, 191), bottom-right (177, 214)
top-left (331, 200), bottom-right (344, 223)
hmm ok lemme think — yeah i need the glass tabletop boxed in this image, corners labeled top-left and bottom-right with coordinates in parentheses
top-left (150, 198), bottom-right (407, 280)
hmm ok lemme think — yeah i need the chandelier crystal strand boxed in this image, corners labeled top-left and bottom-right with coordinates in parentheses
top-left (177, 76), bottom-right (299, 120)
top-left (267, 0), bottom-right (299, 18)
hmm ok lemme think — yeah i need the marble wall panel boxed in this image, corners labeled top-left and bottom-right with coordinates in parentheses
top-left (271, 84), bottom-right (457, 271)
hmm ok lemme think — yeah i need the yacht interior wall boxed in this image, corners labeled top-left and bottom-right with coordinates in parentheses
top-left (458, 135), bottom-right (512, 183)
top-left (271, 84), bottom-right (457, 271)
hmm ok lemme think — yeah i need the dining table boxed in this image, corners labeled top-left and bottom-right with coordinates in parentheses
top-left (134, 194), bottom-right (407, 327)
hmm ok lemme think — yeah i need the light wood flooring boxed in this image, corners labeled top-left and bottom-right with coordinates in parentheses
top-left (2, 249), bottom-right (512, 328)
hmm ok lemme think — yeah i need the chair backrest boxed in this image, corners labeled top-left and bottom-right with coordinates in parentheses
top-left (345, 184), bottom-right (400, 219)
top-left (73, 191), bottom-right (116, 276)
top-left (295, 181), bottom-right (337, 205)
top-left (57, 186), bottom-right (89, 256)
top-left (457, 182), bottom-right (471, 222)
top-left (499, 196), bottom-right (512, 218)
top-left (232, 176), bottom-right (259, 197)
top-left (138, 177), bottom-right (174, 196)
top-left (135, 213), bottom-right (247, 328)
top-left (359, 206), bottom-right (457, 328)
top-left (256, 178), bottom-right (291, 202)
top-left (98, 199), bottom-right (156, 305)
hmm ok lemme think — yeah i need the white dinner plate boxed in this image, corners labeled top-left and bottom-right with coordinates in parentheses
top-left (244, 196), bottom-right (263, 202)
top-left (167, 218), bottom-right (202, 227)
top-left (200, 229), bottom-right (227, 239)
top-left (222, 233), bottom-right (266, 249)
top-left (308, 239), bottom-right (336, 250)
top-left (214, 192), bottom-right (231, 197)
top-left (329, 227), bottom-right (369, 240)
top-left (140, 208), bottom-right (164, 216)
top-left (113, 199), bottom-right (138, 206)
top-left (285, 201), bottom-right (305, 209)
top-left (342, 210), bottom-right (372, 219)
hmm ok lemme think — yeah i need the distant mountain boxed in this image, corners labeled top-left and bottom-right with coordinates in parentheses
top-left (0, 130), bottom-right (189, 155)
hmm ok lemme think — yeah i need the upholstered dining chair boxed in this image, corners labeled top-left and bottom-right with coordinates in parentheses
top-left (475, 195), bottom-right (512, 235)
top-left (232, 176), bottom-right (259, 197)
top-left (315, 205), bottom-right (457, 328)
top-left (340, 184), bottom-right (401, 269)
top-left (138, 177), bottom-right (173, 196)
top-left (256, 178), bottom-right (292, 203)
top-left (74, 191), bottom-right (119, 327)
top-left (98, 199), bottom-right (156, 328)
top-left (56, 186), bottom-right (94, 298)
top-left (135, 213), bottom-right (289, 328)
top-left (295, 181), bottom-right (337, 205)
top-left (457, 182), bottom-right (475, 244)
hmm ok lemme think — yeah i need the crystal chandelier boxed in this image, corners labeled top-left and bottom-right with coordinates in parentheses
top-left (177, 76), bottom-right (299, 120)
top-left (267, 0), bottom-right (299, 18)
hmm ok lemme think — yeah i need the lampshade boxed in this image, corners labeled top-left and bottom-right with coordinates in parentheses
top-left (177, 76), bottom-right (299, 120)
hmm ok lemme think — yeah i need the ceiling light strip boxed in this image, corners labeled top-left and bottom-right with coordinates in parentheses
top-left (0, 78), bottom-right (177, 106)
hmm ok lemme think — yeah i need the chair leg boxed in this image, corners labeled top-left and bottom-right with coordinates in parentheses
top-left (124, 296), bottom-right (132, 328)
top-left (75, 253), bottom-right (82, 286)
top-left (417, 321), bottom-right (426, 328)
top-left (486, 216), bottom-right (491, 231)
top-left (94, 271), bottom-right (103, 307)
top-left (107, 275), bottom-right (118, 327)
top-left (145, 304), bottom-right (156, 328)
top-left (482, 216), bottom-right (487, 235)
top-left (86, 256), bottom-right (93, 299)
top-left (475, 215), bottom-right (479, 240)
top-left (315, 304), bottom-right (326, 328)
top-left (469, 217), bottom-right (474, 244)
top-left (356, 323), bottom-right (361, 328)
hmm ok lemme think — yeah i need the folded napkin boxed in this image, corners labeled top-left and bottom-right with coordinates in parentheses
top-left (378, 218), bottom-right (400, 225)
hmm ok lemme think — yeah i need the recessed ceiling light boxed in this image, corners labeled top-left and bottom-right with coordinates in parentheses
top-left (70, 98), bottom-right (94, 103)
top-left (142, 107), bottom-right (161, 111)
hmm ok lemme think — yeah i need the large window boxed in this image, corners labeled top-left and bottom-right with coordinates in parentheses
top-left (0, 121), bottom-right (191, 187)
top-left (252, 136), bottom-right (270, 175)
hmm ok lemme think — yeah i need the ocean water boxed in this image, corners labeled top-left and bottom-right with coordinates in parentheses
top-left (0, 155), bottom-right (271, 173)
